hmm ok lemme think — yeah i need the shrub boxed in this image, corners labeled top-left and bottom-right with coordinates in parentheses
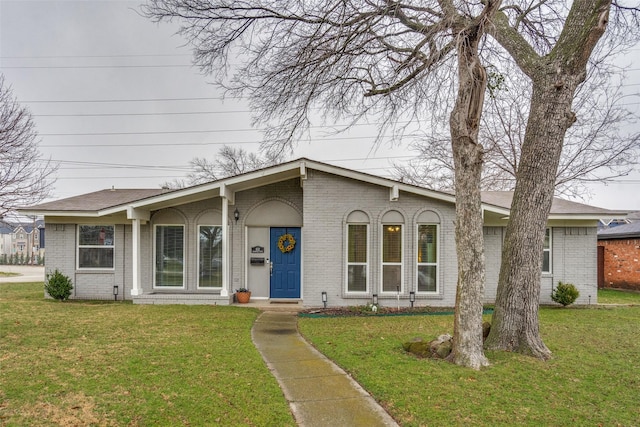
top-left (44, 269), bottom-right (73, 301)
top-left (552, 281), bottom-right (580, 306)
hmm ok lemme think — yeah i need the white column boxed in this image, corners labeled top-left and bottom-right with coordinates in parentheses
top-left (221, 197), bottom-right (229, 297)
top-left (130, 218), bottom-right (142, 296)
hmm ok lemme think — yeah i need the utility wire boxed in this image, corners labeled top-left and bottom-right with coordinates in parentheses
top-left (40, 135), bottom-right (387, 147)
top-left (33, 111), bottom-right (253, 117)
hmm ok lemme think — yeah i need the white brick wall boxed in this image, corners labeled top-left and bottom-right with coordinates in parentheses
top-left (301, 170), bottom-right (458, 307)
top-left (43, 173), bottom-right (598, 307)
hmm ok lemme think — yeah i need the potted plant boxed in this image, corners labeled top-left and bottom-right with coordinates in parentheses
top-left (235, 288), bottom-right (251, 303)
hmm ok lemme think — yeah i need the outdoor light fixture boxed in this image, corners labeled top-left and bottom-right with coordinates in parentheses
top-left (372, 294), bottom-right (378, 305)
top-left (113, 285), bottom-right (119, 301)
top-left (409, 291), bottom-right (415, 308)
top-left (234, 208), bottom-right (240, 223)
top-left (321, 291), bottom-right (327, 308)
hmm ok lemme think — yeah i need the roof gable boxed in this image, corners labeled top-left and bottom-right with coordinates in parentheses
top-left (19, 158), bottom-right (626, 220)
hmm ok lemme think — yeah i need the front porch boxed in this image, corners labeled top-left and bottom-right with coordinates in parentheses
top-left (133, 293), bottom-right (305, 311)
top-left (134, 292), bottom-right (231, 305)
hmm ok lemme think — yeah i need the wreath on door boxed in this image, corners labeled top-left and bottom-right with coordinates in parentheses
top-left (277, 233), bottom-right (296, 253)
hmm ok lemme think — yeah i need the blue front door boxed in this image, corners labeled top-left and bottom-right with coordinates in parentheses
top-left (270, 227), bottom-right (301, 299)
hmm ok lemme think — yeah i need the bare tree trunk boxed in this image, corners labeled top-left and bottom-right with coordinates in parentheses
top-left (485, 1), bottom-right (611, 359)
top-left (484, 74), bottom-right (578, 359)
top-left (449, 133), bottom-right (489, 369)
top-left (447, 3), bottom-right (501, 368)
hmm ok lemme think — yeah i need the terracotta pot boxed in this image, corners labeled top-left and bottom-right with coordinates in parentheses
top-left (236, 291), bottom-right (251, 303)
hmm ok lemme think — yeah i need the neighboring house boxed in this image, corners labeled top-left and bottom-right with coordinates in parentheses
top-left (0, 221), bottom-right (45, 264)
top-left (20, 159), bottom-right (622, 306)
top-left (597, 221), bottom-right (640, 291)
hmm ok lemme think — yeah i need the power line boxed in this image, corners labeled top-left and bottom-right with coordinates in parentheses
top-left (19, 87), bottom-right (640, 106)
top-left (22, 96), bottom-right (234, 103)
top-left (33, 110), bottom-right (252, 117)
top-left (0, 53), bottom-right (191, 59)
top-left (40, 128), bottom-right (261, 137)
top-left (1, 64), bottom-right (193, 69)
top-left (54, 159), bottom-right (192, 171)
top-left (40, 135), bottom-right (386, 147)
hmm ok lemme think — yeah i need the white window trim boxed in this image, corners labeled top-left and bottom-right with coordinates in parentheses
top-left (345, 223), bottom-right (369, 295)
top-left (542, 227), bottom-right (552, 274)
top-left (197, 224), bottom-right (223, 290)
top-left (380, 224), bottom-right (404, 294)
top-left (76, 224), bottom-right (115, 271)
top-left (416, 223), bottom-right (439, 294)
top-left (153, 224), bottom-right (185, 289)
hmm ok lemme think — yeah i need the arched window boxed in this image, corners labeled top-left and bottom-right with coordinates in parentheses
top-left (345, 211), bottom-right (369, 294)
top-left (381, 210), bottom-right (404, 293)
top-left (417, 210), bottom-right (440, 293)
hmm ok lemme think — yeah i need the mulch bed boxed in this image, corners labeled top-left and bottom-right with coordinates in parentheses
top-left (298, 306), bottom-right (462, 318)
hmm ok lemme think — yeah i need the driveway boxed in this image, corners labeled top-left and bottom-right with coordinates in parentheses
top-left (0, 265), bottom-right (45, 283)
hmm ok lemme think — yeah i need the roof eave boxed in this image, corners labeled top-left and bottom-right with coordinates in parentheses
top-left (20, 210), bottom-right (102, 218)
top-left (598, 233), bottom-right (640, 240)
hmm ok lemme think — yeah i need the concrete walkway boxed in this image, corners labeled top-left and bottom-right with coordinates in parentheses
top-left (251, 311), bottom-right (398, 427)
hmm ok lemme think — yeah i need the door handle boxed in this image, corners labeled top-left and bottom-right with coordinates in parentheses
top-left (269, 261), bottom-right (273, 276)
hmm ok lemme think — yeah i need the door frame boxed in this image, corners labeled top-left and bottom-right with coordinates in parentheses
top-left (269, 227), bottom-right (302, 299)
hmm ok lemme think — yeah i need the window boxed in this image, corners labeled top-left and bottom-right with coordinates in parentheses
top-left (78, 225), bottom-right (114, 269)
top-left (382, 224), bottom-right (403, 292)
top-left (542, 228), bottom-right (552, 273)
top-left (155, 225), bottom-right (184, 287)
top-left (417, 224), bottom-right (438, 293)
top-left (198, 225), bottom-right (222, 288)
top-left (346, 224), bottom-right (368, 292)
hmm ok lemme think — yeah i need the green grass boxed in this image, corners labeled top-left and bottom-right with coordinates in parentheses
top-left (3, 283), bottom-right (640, 426)
top-left (299, 305), bottom-right (640, 426)
top-left (0, 282), bottom-right (295, 426)
top-left (597, 288), bottom-right (640, 304)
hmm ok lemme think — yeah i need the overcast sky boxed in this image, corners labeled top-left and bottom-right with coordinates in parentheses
top-left (1, 0), bottom-right (639, 211)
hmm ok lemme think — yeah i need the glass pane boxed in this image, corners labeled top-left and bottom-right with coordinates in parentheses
top-left (542, 250), bottom-right (550, 273)
top-left (418, 265), bottom-right (437, 292)
top-left (418, 225), bottom-right (437, 263)
top-left (79, 225), bottom-right (114, 246)
top-left (155, 226), bottom-right (184, 287)
top-left (383, 225), bottom-right (402, 262)
top-left (199, 226), bottom-right (222, 288)
top-left (348, 265), bottom-right (367, 292)
top-left (78, 248), bottom-right (114, 268)
top-left (543, 228), bottom-right (550, 249)
top-left (382, 265), bottom-right (401, 292)
top-left (348, 224), bottom-right (367, 263)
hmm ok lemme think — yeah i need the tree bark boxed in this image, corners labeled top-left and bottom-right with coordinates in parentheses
top-left (485, 1), bottom-right (611, 358)
top-left (447, 2), bottom-right (501, 369)
top-left (483, 73), bottom-right (578, 359)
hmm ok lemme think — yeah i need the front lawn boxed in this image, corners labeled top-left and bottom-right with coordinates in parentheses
top-left (3, 282), bottom-right (639, 426)
top-left (299, 303), bottom-right (640, 426)
top-left (0, 282), bottom-right (295, 426)
top-left (597, 287), bottom-right (640, 304)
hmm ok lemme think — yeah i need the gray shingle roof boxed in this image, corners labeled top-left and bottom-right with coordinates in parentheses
top-left (598, 221), bottom-right (640, 239)
top-left (27, 189), bottom-right (170, 212)
top-left (20, 160), bottom-right (626, 218)
top-left (480, 191), bottom-right (621, 216)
